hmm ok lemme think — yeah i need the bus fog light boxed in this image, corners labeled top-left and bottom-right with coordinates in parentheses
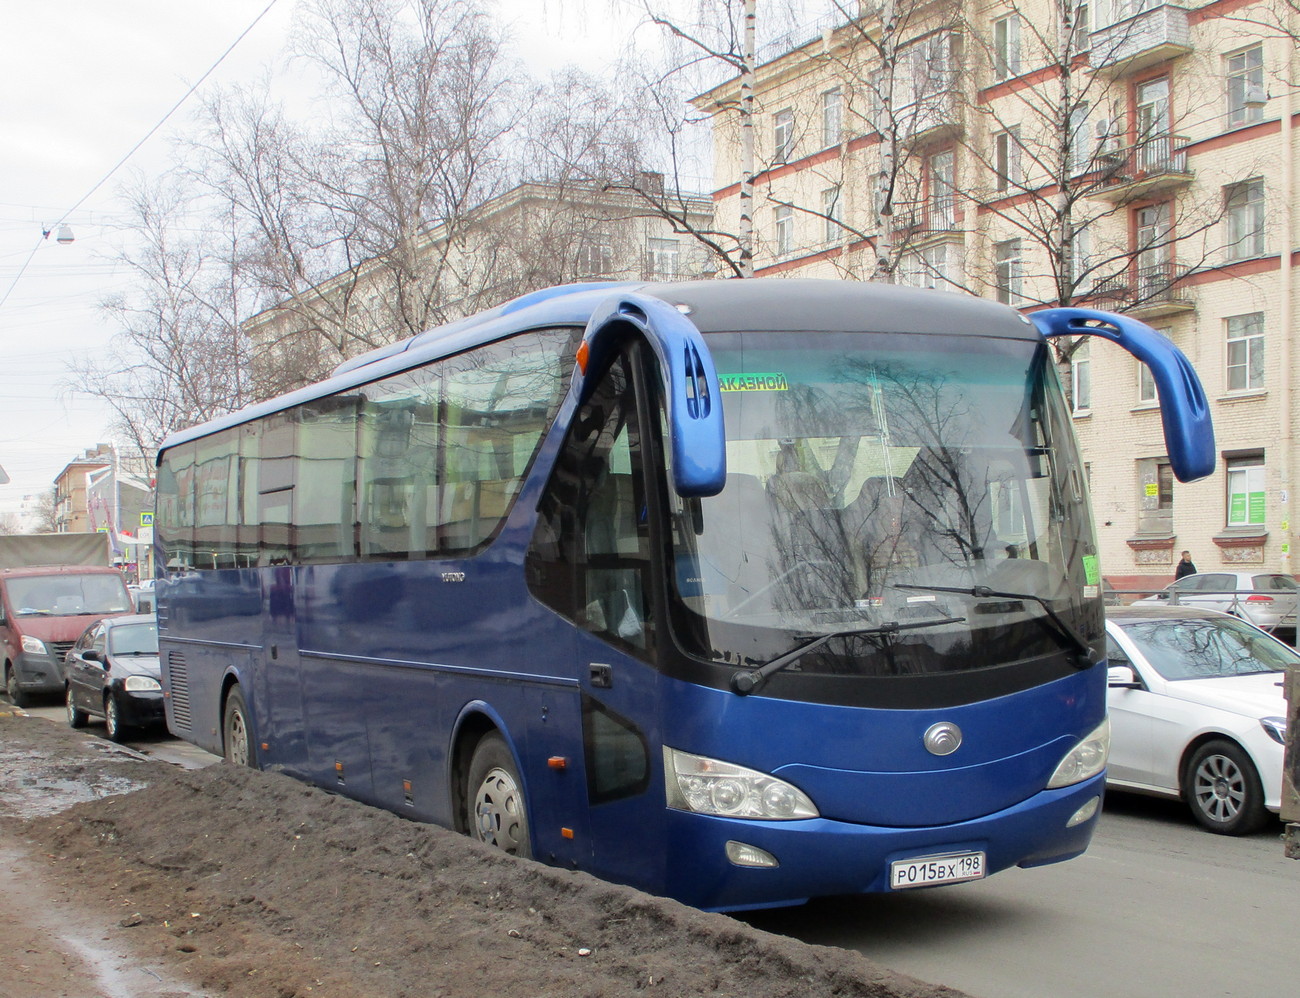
top-left (726, 840), bottom-right (779, 868)
top-left (1067, 796), bottom-right (1100, 828)
top-left (1047, 718), bottom-right (1110, 788)
top-left (664, 747), bottom-right (818, 820)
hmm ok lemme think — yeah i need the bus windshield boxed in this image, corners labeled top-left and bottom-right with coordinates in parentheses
top-left (666, 330), bottom-right (1099, 680)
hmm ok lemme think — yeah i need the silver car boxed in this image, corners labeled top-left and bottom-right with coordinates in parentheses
top-left (1134, 571), bottom-right (1298, 636)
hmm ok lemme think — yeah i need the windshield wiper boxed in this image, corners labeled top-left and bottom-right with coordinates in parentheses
top-left (731, 616), bottom-right (966, 696)
top-left (893, 583), bottom-right (1096, 670)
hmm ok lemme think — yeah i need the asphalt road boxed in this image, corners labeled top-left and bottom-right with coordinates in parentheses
top-left (24, 700), bottom-right (219, 769)
top-left (745, 792), bottom-right (1294, 998)
top-left (24, 700), bottom-right (1296, 998)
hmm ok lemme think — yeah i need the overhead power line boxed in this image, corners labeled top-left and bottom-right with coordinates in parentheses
top-left (0, 0), bottom-right (283, 313)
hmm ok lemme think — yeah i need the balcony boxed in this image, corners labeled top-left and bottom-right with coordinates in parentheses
top-left (1089, 5), bottom-right (1191, 75)
top-left (1092, 133), bottom-right (1192, 201)
top-left (1088, 262), bottom-right (1195, 319)
top-left (892, 198), bottom-right (963, 243)
top-left (896, 89), bottom-right (964, 146)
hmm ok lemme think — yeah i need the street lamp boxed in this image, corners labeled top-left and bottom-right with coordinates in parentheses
top-left (41, 223), bottom-right (75, 245)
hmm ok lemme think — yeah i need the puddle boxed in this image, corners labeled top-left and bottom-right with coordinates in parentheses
top-left (0, 746), bottom-right (147, 819)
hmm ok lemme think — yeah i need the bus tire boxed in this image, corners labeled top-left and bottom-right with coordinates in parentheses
top-left (222, 686), bottom-right (258, 769)
top-left (1185, 739), bottom-right (1268, 835)
top-left (466, 733), bottom-right (531, 859)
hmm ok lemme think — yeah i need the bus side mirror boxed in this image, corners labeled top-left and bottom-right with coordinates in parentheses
top-left (576, 292), bottom-right (726, 497)
top-left (1031, 307), bottom-right (1215, 483)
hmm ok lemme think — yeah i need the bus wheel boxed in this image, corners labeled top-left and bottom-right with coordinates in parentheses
top-left (466, 734), bottom-right (531, 859)
top-left (222, 686), bottom-right (257, 768)
top-left (1185, 739), bottom-right (1268, 835)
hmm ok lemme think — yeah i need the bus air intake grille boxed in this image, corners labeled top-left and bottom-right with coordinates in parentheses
top-left (166, 649), bottom-right (192, 731)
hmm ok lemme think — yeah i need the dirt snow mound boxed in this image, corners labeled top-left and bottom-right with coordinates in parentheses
top-left (1, 714), bottom-right (967, 998)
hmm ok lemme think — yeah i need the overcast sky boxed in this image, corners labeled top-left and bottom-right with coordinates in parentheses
top-left (0, 0), bottom-right (828, 520)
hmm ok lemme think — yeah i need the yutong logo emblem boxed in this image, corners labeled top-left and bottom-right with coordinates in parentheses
top-left (924, 722), bottom-right (962, 756)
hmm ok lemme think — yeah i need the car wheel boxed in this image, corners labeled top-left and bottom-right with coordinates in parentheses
top-left (466, 733), bottom-right (531, 859)
top-left (5, 666), bottom-right (30, 709)
top-left (66, 686), bottom-right (88, 728)
top-left (222, 686), bottom-right (258, 768)
top-left (104, 695), bottom-right (129, 743)
top-left (1185, 739), bottom-right (1269, 835)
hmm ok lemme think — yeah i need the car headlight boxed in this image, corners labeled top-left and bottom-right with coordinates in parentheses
top-left (664, 747), bottom-right (819, 819)
top-left (21, 635), bottom-right (47, 655)
top-left (1261, 716), bottom-right (1287, 745)
top-left (123, 676), bottom-right (162, 692)
top-left (1047, 717), bottom-right (1111, 788)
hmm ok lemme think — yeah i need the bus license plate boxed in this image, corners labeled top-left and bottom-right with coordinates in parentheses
top-left (890, 851), bottom-right (986, 890)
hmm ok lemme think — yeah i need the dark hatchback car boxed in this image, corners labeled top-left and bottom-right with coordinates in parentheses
top-left (63, 613), bottom-right (163, 742)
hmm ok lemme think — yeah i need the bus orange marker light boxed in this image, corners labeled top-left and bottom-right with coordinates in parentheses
top-left (561, 827), bottom-right (575, 839)
top-left (575, 341), bottom-right (589, 374)
top-left (547, 756), bottom-right (568, 769)
top-left (261, 742), bottom-right (269, 751)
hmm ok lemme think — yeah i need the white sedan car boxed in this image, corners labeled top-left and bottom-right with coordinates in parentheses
top-left (1104, 605), bottom-right (1290, 835)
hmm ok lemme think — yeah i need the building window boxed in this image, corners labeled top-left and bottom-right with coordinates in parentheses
top-left (994, 238), bottom-right (1022, 305)
top-left (1226, 45), bottom-right (1264, 128)
top-left (1070, 339), bottom-right (1091, 414)
top-left (1072, 2), bottom-right (1091, 53)
top-left (928, 150), bottom-right (956, 228)
top-left (774, 204), bottom-right (794, 256)
top-left (994, 127), bottom-right (1021, 192)
top-left (1135, 202), bottom-right (1172, 298)
top-left (1137, 457), bottom-right (1173, 535)
top-left (902, 243), bottom-right (957, 290)
top-left (1068, 101), bottom-right (1092, 175)
top-left (821, 88), bottom-right (842, 148)
top-left (646, 237), bottom-right (679, 280)
top-left (1226, 312), bottom-right (1265, 391)
top-left (578, 233), bottom-right (613, 276)
top-left (1225, 179), bottom-right (1265, 261)
top-left (774, 109), bottom-right (794, 163)
top-left (1138, 327), bottom-right (1170, 403)
top-left (821, 187), bottom-right (842, 244)
top-left (1226, 455), bottom-right (1266, 528)
top-left (993, 15), bottom-right (1021, 82)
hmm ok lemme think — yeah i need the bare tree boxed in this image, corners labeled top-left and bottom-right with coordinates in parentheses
top-left (580, 0), bottom-right (836, 278)
top-left (67, 175), bottom-right (265, 455)
top-left (184, 0), bottom-right (520, 371)
top-left (32, 488), bottom-right (59, 533)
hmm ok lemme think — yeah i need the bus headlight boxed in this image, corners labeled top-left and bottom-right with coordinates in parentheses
top-left (1046, 717), bottom-right (1110, 788)
top-left (21, 635), bottom-right (47, 655)
top-left (664, 747), bottom-right (818, 819)
top-left (123, 676), bottom-right (162, 692)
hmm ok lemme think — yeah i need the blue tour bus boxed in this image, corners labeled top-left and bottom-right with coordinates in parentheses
top-left (154, 279), bottom-right (1213, 911)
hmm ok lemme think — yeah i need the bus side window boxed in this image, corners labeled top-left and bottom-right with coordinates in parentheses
top-left (528, 351), bottom-right (655, 661)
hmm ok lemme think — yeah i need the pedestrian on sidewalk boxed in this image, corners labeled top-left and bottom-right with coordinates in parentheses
top-left (1174, 550), bottom-right (1197, 580)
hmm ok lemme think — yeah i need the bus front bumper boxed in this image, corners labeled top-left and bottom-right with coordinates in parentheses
top-left (660, 774), bottom-right (1106, 912)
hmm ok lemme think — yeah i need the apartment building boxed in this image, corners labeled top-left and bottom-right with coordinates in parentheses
top-left (694, 0), bottom-right (1298, 591)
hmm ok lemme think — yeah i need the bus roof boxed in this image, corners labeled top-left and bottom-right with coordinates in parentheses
top-left (158, 279), bottom-right (1040, 456)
